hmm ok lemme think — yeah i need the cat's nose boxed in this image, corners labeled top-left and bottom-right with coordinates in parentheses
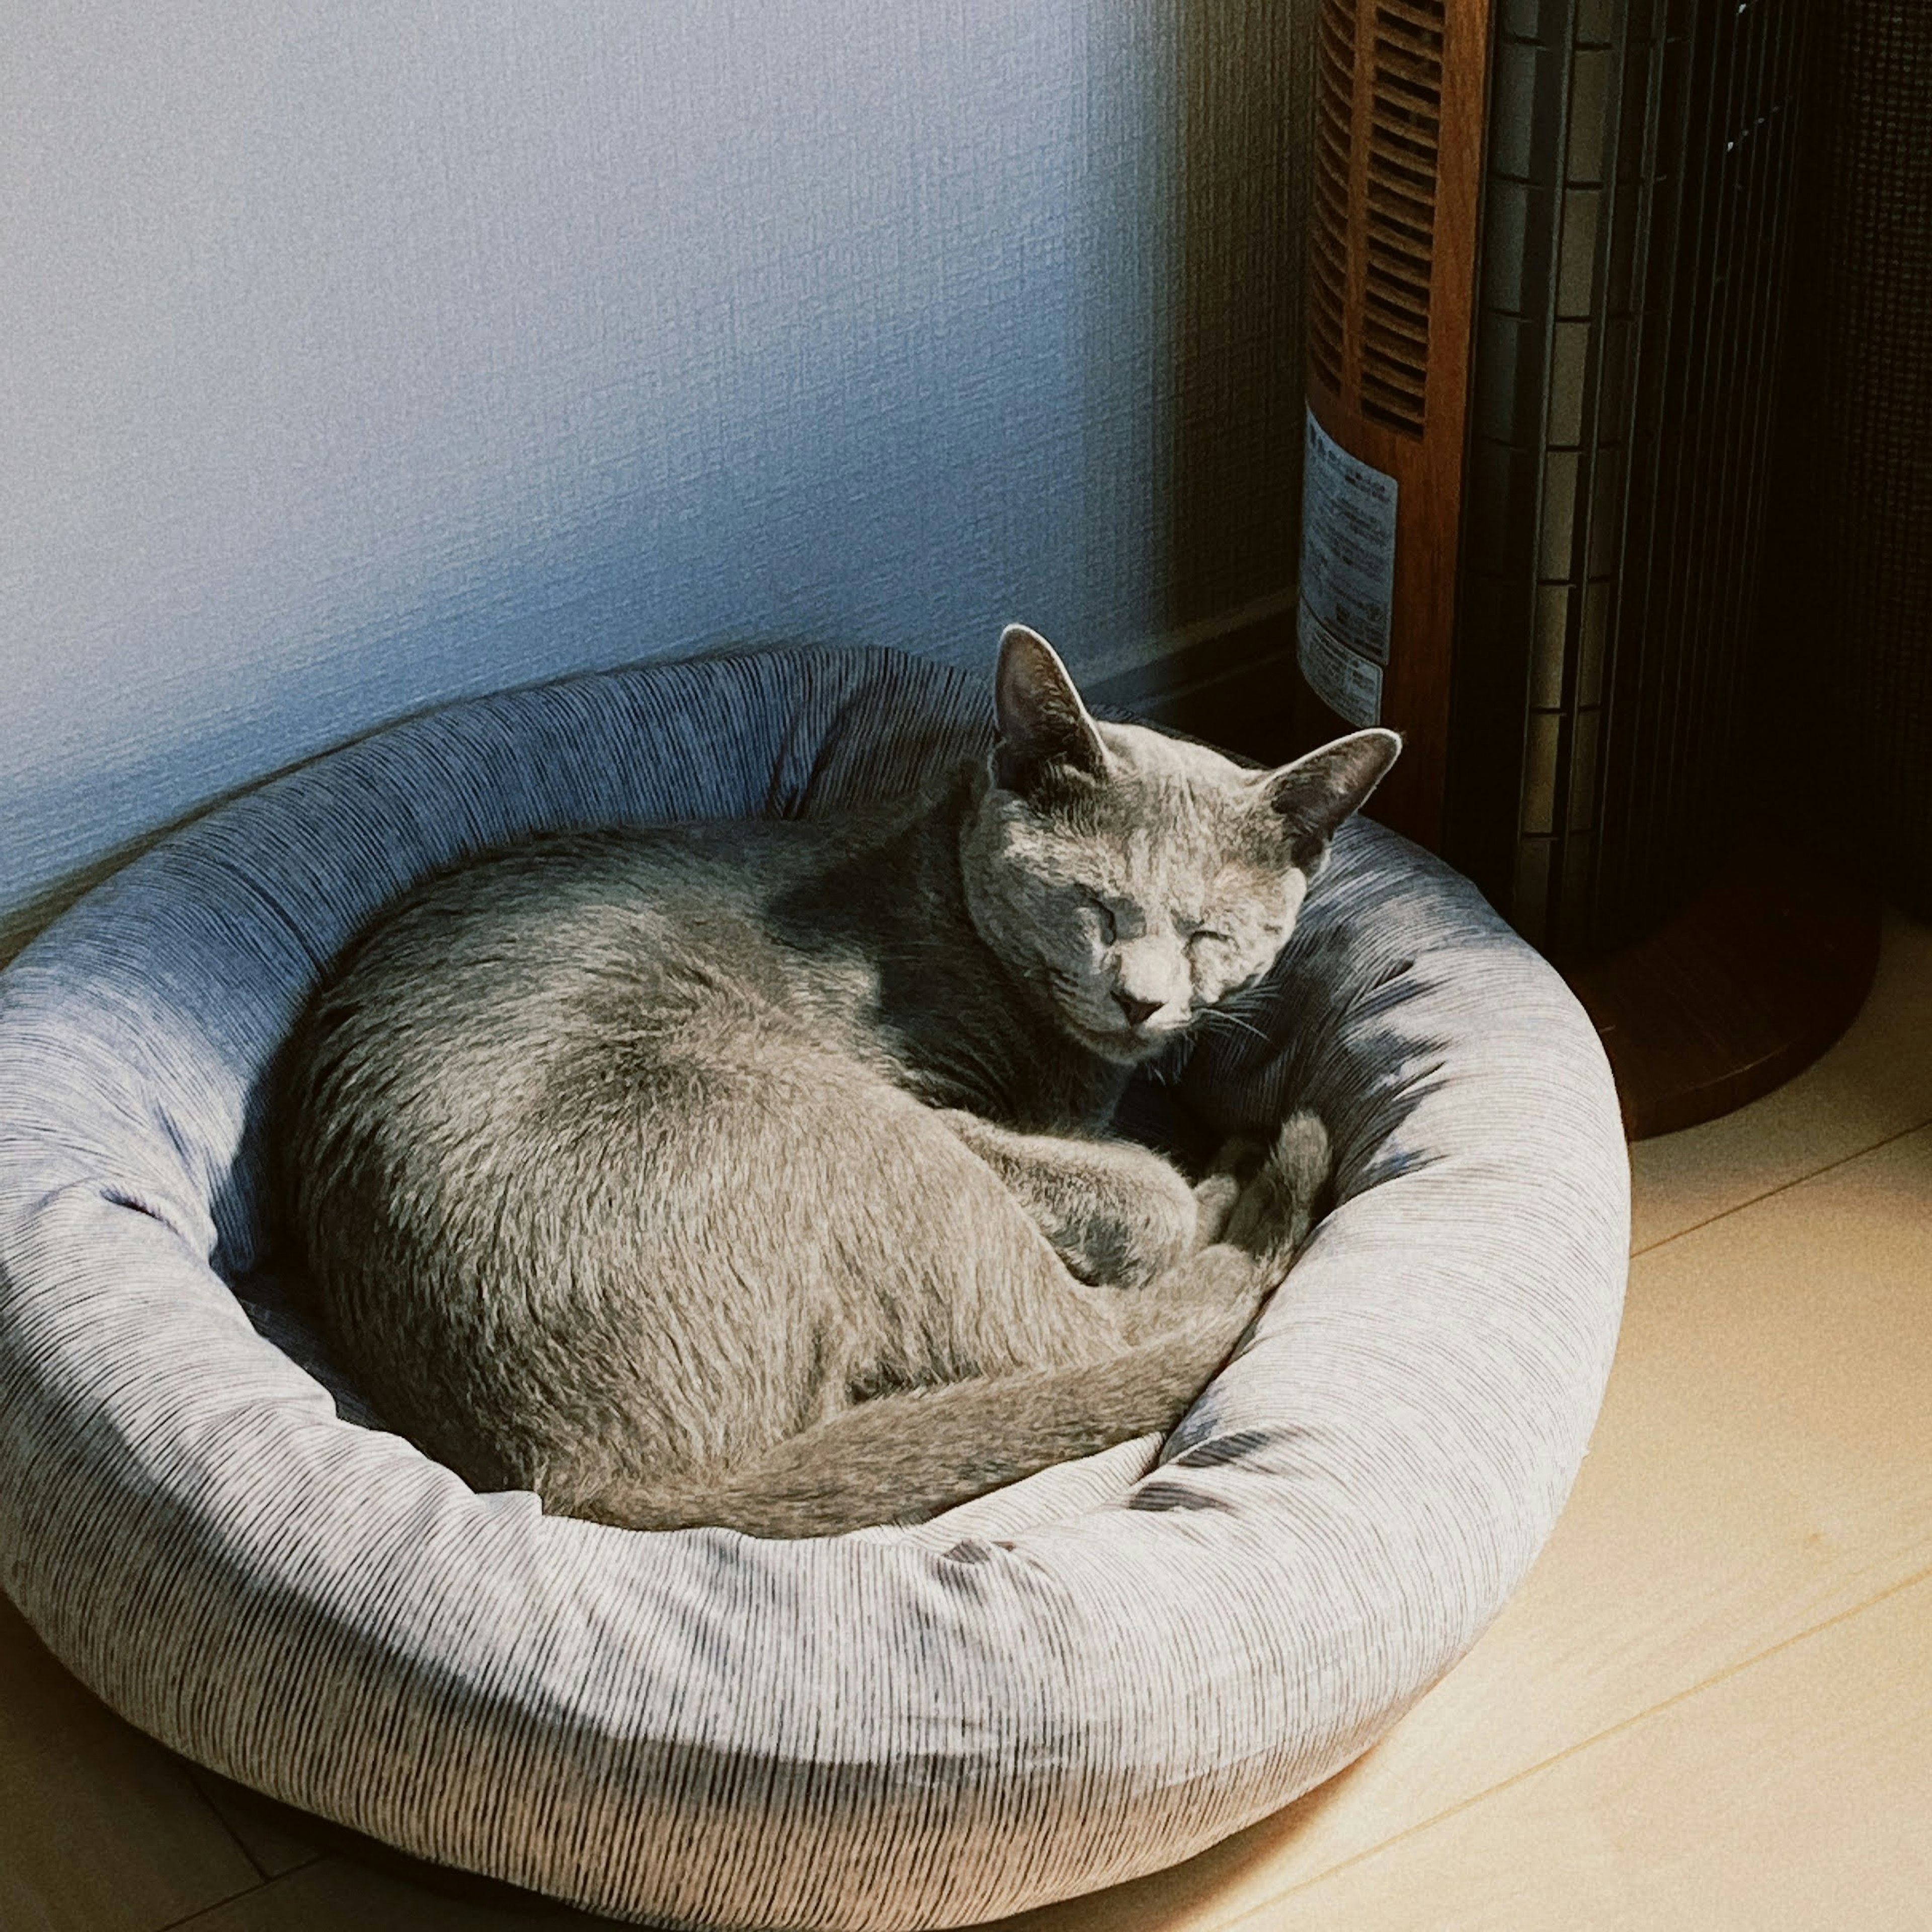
top-left (1113, 992), bottom-right (1162, 1028)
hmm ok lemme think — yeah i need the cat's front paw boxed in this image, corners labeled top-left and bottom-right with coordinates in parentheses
top-left (1059, 1214), bottom-right (1194, 1293)
top-left (1223, 1111), bottom-right (1332, 1267)
top-left (1190, 1171), bottom-right (1243, 1246)
top-left (1056, 1166), bottom-right (1199, 1291)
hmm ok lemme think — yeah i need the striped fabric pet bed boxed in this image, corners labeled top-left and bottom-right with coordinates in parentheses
top-left (0, 647), bottom-right (1628, 1929)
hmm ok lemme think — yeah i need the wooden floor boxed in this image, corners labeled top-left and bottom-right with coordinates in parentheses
top-left (6, 911), bottom-right (1930, 1932)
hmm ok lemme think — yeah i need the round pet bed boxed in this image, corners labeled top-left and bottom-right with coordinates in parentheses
top-left (0, 646), bottom-right (1628, 1930)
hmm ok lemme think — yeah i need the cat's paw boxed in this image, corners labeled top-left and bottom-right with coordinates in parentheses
top-left (1057, 1163), bottom-right (1199, 1290)
top-left (1191, 1171), bottom-right (1243, 1245)
top-left (1223, 1111), bottom-right (1332, 1267)
top-left (1061, 1206), bottom-right (1196, 1292)
top-left (1204, 1134), bottom-right (1266, 1183)
top-left (1192, 1134), bottom-right (1265, 1245)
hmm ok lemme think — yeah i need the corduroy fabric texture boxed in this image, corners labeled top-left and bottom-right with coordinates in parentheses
top-left (0, 647), bottom-right (1628, 1930)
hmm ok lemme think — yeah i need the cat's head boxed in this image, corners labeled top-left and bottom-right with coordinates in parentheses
top-left (960, 624), bottom-right (1400, 1065)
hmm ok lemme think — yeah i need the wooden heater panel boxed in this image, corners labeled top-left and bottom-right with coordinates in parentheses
top-left (1300, 0), bottom-right (1493, 851)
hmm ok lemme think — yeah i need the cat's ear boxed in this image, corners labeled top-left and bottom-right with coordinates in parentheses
top-left (992, 624), bottom-right (1110, 794)
top-left (1260, 729), bottom-right (1402, 872)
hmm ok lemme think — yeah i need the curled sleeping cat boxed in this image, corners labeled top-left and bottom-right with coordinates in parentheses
top-left (282, 627), bottom-right (1399, 1538)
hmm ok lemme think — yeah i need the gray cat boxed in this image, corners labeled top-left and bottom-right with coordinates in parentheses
top-left (283, 628), bottom-right (1399, 1537)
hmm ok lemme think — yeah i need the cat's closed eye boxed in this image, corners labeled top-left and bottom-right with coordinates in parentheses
top-left (1081, 891), bottom-right (1117, 942)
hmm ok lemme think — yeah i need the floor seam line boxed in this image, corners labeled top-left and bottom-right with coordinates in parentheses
top-left (147, 1870), bottom-right (278, 1932)
top-left (182, 1768), bottom-right (273, 1886)
top-left (1631, 1111), bottom-right (1932, 1256)
top-left (1203, 1559), bottom-right (1932, 1932)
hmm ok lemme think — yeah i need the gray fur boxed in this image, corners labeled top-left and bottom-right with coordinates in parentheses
top-left (282, 627), bottom-right (1399, 1537)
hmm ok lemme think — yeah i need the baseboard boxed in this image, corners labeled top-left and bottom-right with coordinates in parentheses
top-left (1086, 599), bottom-right (1300, 768)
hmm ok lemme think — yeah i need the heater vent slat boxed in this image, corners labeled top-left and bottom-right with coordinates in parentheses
top-left (1308, 0), bottom-right (1448, 427)
top-left (1309, 0), bottom-right (1359, 395)
top-left (1362, 294), bottom-right (1431, 344)
top-left (1359, 0), bottom-right (1446, 434)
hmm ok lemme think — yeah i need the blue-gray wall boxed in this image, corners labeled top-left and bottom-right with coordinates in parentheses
top-left (4, 2), bottom-right (1305, 951)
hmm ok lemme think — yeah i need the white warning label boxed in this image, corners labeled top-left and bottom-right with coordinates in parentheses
top-left (1298, 605), bottom-right (1386, 728)
top-left (1297, 409), bottom-right (1398, 728)
top-left (1300, 409), bottom-right (1398, 663)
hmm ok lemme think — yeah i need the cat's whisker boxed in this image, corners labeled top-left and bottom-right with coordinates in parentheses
top-left (1138, 1038), bottom-right (1196, 1086)
top-left (1202, 1010), bottom-right (1271, 1043)
top-left (1215, 986), bottom-right (1279, 1019)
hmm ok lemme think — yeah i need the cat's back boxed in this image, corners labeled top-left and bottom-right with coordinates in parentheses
top-left (277, 785), bottom-right (1084, 1504)
top-left (287, 814), bottom-right (905, 1152)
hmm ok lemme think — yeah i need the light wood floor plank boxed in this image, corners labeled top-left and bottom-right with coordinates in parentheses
top-left (186, 1767), bottom-right (325, 1882)
top-left (1000, 1122), bottom-right (1932, 1930)
top-left (1243, 1568), bottom-right (1932, 1932)
top-left (166, 1854), bottom-right (600, 1930)
top-left (1630, 909), bottom-right (1932, 1251)
top-left (0, 1596), bottom-right (262, 1932)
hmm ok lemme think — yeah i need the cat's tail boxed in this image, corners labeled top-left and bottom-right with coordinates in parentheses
top-left (572, 1111), bottom-right (1331, 1541)
top-left (570, 1286), bottom-right (1259, 1541)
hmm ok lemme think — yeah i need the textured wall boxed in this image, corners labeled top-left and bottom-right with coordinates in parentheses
top-left (3, 2), bottom-right (1308, 953)
top-left (1173, 0), bottom-right (1315, 630)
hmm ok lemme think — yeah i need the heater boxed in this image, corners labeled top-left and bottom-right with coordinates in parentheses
top-left (1296, 0), bottom-right (1878, 1131)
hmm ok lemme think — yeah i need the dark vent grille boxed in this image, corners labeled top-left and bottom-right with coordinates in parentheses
top-left (1448, 0), bottom-right (1815, 959)
top-left (1804, 1), bottom-right (1932, 911)
top-left (1360, 0), bottom-right (1444, 433)
top-left (1309, 0), bottom-right (1357, 394)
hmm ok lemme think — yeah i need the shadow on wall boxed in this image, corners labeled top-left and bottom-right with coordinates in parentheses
top-left (1100, 0), bottom-right (1316, 760)
top-left (3, 2), bottom-right (1312, 961)
top-left (1171, 0), bottom-right (1314, 637)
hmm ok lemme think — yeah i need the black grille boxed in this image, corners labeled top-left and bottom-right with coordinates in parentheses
top-left (1797, 2), bottom-right (1932, 915)
top-left (1447, 0), bottom-right (1812, 957)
